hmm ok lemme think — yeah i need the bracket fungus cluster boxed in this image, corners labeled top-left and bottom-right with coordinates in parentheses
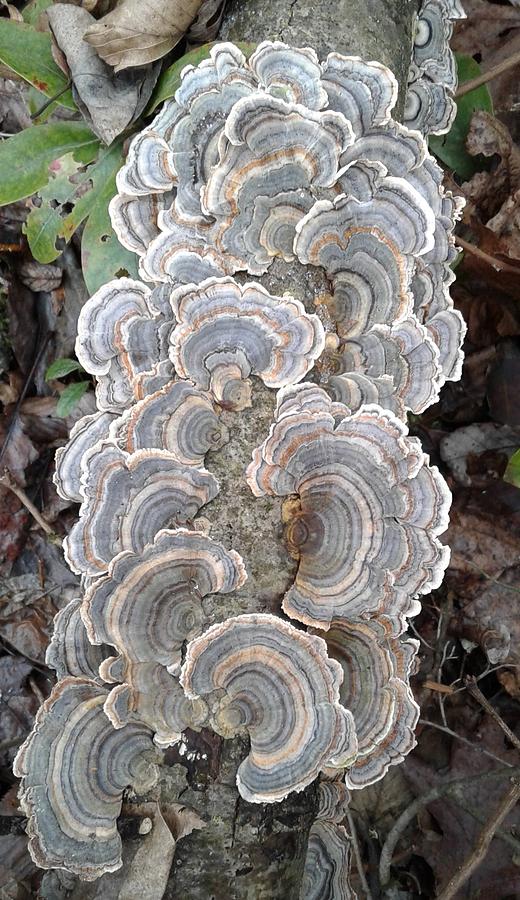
top-left (16, 34), bottom-right (464, 883)
top-left (405, 0), bottom-right (466, 134)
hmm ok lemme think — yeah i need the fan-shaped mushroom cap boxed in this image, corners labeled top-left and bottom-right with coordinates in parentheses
top-left (64, 442), bottom-right (218, 576)
top-left (54, 410), bottom-right (117, 502)
top-left (410, 0), bottom-right (462, 92)
top-left (111, 380), bottom-right (229, 465)
top-left (116, 131), bottom-right (176, 195)
top-left (248, 42), bottom-right (326, 108)
top-left (75, 279), bottom-right (174, 412)
top-left (327, 373), bottom-right (403, 417)
top-left (46, 599), bottom-right (110, 682)
top-left (13, 677), bottom-right (158, 880)
top-left (82, 528), bottom-right (246, 744)
top-left (102, 665), bottom-right (208, 748)
top-left (247, 385), bottom-right (450, 630)
top-left (320, 619), bottom-right (419, 787)
top-left (202, 94), bottom-right (354, 274)
top-left (340, 316), bottom-right (442, 414)
top-left (109, 191), bottom-right (174, 255)
top-left (316, 780), bottom-right (350, 822)
top-left (405, 0), bottom-right (465, 136)
top-left (181, 613), bottom-right (357, 803)
top-left (169, 277), bottom-right (325, 410)
top-left (321, 53), bottom-right (397, 136)
top-left (404, 78), bottom-right (456, 135)
top-left (139, 210), bottom-right (231, 284)
top-left (301, 820), bottom-right (354, 900)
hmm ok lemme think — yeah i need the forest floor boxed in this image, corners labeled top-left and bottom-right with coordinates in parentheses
top-left (1, 1), bottom-right (520, 898)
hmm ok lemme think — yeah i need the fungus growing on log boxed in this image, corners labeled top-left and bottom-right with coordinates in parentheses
top-left (75, 278), bottom-right (174, 412)
top-left (111, 379), bottom-right (229, 464)
top-left (46, 598), bottom-right (110, 682)
top-left (13, 678), bottom-right (158, 880)
top-left (321, 618), bottom-right (420, 787)
top-left (302, 817), bottom-right (354, 899)
top-left (81, 528), bottom-right (246, 744)
top-left (180, 614), bottom-right (358, 803)
top-left (17, 29), bottom-right (465, 890)
top-left (169, 277), bottom-right (326, 410)
top-left (405, 0), bottom-right (466, 135)
top-left (54, 410), bottom-right (117, 502)
top-left (247, 384), bottom-right (451, 629)
top-left (64, 441), bottom-right (218, 575)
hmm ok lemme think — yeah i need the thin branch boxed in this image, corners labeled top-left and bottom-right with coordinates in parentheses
top-left (0, 468), bottom-right (60, 540)
top-left (419, 719), bottom-right (513, 768)
top-left (436, 778), bottom-right (520, 900)
top-left (345, 809), bottom-right (373, 900)
top-left (30, 80), bottom-right (72, 120)
top-left (379, 766), bottom-right (520, 886)
top-left (458, 797), bottom-right (520, 854)
top-left (466, 676), bottom-right (520, 754)
top-left (456, 50), bottom-right (520, 98)
top-left (456, 235), bottom-right (520, 278)
top-left (0, 331), bottom-right (51, 469)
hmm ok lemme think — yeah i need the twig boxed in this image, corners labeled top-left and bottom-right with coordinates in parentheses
top-left (30, 80), bottom-right (72, 120)
top-left (0, 331), bottom-right (51, 469)
top-left (423, 679), bottom-right (455, 695)
top-left (456, 235), bottom-right (520, 277)
top-left (419, 719), bottom-right (513, 768)
top-left (458, 797), bottom-right (520, 854)
top-left (0, 468), bottom-right (59, 540)
top-left (456, 50), bottom-right (520, 98)
top-left (436, 778), bottom-right (520, 900)
top-left (345, 809), bottom-right (373, 900)
top-left (379, 766), bottom-right (520, 886)
top-left (466, 676), bottom-right (520, 754)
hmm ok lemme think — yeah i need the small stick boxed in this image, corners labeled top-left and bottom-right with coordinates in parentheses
top-left (423, 679), bottom-right (455, 695)
top-left (0, 468), bottom-right (60, 541)
top-left (456, 50), bottom-right (520, 98)
top-left (466, 676), bottom-right (520, 754)
top-left (30, 80), bottom-right (72, 120)
top-left (419, 719), bottom-right (512, 768)
top-left (379, 766), bottom-right (520, 886)
top-left (436, 778), bottom-right (520, 900)
top-left (456, 235), bottom-right (520, 277)
top-left (345, 809), bottom-right (373, 900)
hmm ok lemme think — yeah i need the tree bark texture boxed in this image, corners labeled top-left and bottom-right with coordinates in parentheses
top-left (220, 0), bottom-right (420, 117)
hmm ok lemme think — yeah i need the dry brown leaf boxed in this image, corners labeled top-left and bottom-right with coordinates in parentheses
top-left (187, 0), bottom-right (226, 47)
top-left (47, 4), bottom-right (160, 144)
top-left (84, 0), bottom-right (204, 71)
top-left (466, 110), bottom-right (520, 188)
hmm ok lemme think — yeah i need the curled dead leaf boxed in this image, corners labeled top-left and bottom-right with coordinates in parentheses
top-left (84, 0), bottom-right (204, 71)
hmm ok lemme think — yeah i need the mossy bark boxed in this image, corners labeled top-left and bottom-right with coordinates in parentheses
top-left (166, 3), bottom-right (419, 899)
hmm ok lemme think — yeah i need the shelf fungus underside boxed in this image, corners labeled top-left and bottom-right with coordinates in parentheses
top-left (19, 34), bottom-right (464, 883)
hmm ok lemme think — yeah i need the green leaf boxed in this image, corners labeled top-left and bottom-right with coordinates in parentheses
top-left (0, 19), bottom-right (75, 110)
top-left (22, 0), bottom-right (53, 26)
top-left (45, 357), bottom-right (83, 380)
top-left (81, 144), bottom-right (140, 293)
top-left (504, 449), bottom-right (520, 489)
top-left (0, 122), bottom-right (99, 207)
top-left (429, 54), bottom-right (493, 180)
top-left (56, 381), bottom-right (90, 417)
top-left (25, 144), bottom-right (126, 263)
top-left (147, 41), bottom-right (257, 114)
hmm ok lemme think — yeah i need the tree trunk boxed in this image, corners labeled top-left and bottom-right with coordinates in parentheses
top-left (165, 3), bottom-right (420, 898)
